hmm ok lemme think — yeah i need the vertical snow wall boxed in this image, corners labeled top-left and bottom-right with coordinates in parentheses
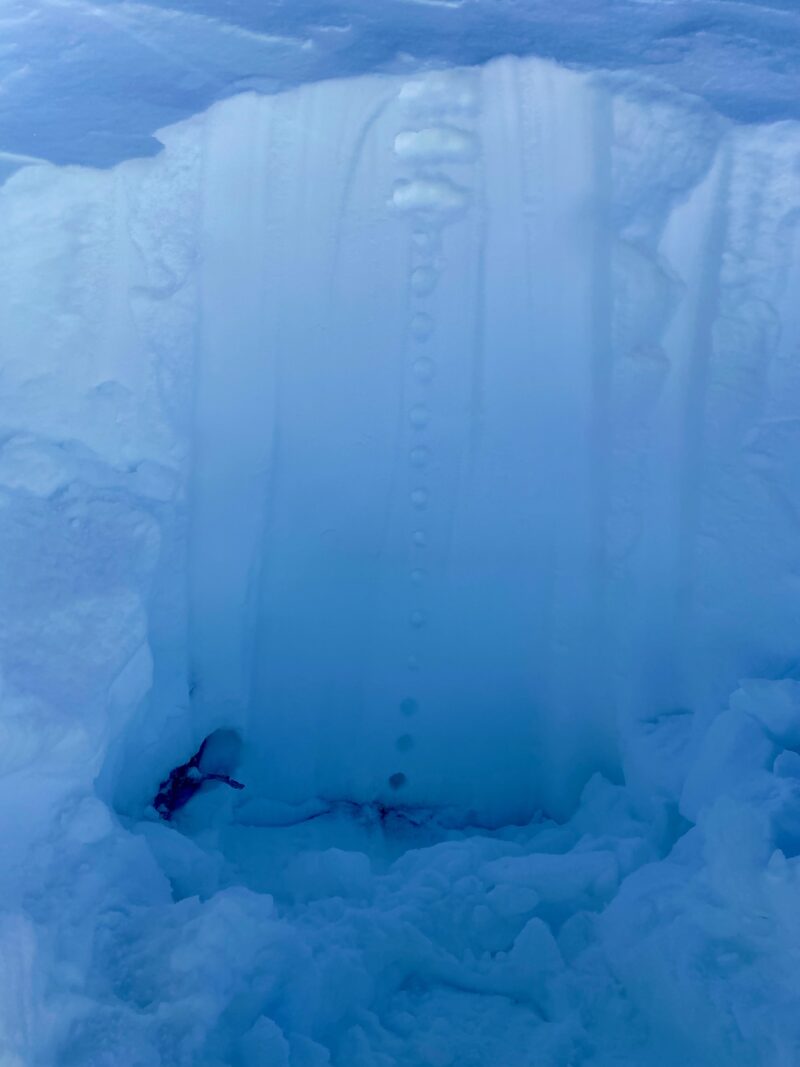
top-left (1, 57), bottom-right (799, 824)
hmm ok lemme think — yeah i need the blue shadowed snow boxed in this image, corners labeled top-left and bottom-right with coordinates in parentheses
top-left (1, 7), bottom-right (800, 1067)
top-left (1, 0), bottom-right (800, 167)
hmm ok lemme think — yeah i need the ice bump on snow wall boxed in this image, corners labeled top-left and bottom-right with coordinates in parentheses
top-left (0, 56), bottom-right (799, 832)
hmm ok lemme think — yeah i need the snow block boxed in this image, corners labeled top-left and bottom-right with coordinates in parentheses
top-left (731, 679), bottom-right (800, 748)
top-left (680, 708), bottom-right (777, 822)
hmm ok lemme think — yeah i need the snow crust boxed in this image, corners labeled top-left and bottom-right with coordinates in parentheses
top-left (2, 0), bottom-right (800, 169)
top-left (1, 19), bottom-right (800, 1067)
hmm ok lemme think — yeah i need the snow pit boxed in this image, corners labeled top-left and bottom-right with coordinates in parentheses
top-left (1, 21), bottom-right (800, 1066)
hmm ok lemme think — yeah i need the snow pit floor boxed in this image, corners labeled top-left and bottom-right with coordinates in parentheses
top-left (129, 781), bottom-right (660, 1067)
top-left (15, 677), bottom-right (800, 1067)
top-left (24, 730), bottom-right (796, 1067)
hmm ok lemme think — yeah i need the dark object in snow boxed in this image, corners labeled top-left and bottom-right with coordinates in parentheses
top-left (154, 729), bottom-right (244, 819)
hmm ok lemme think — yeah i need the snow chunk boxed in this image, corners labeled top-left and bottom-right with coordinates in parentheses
top-left (284, 848), bottom-right (373, 903)
top-left (0, 437), bottom-right (74, 497)
top-left (486, 883), bottom-right (541, 918)
top-left (481, 850), bottom-right (619, 909)
top-left (63, 797), bottom-right (114, 845)
top-left (680, 708), bottom-right (777, 822)
top-left (390, 176), bottom-right (470, 219)
top-left (241, 1015), bottom-right (291, 1067)
top-left (731, 678), bottom-right (800, 747)
top-left (394, 126), bottom-right (477, 164)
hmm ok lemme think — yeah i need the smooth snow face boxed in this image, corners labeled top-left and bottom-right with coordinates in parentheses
top-left (2, 56), bottom-right (800, 825)
top-left (175, 60), bottom-right (800, 820)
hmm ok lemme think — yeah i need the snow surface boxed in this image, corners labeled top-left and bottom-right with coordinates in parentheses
top-left (2, 5), bottom-right (800, 1067)
top-left (2, 0), bottom-right (800, 169)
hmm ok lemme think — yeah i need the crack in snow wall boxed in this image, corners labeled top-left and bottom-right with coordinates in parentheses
top-left (1, 57), bottom-right (799, 826)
